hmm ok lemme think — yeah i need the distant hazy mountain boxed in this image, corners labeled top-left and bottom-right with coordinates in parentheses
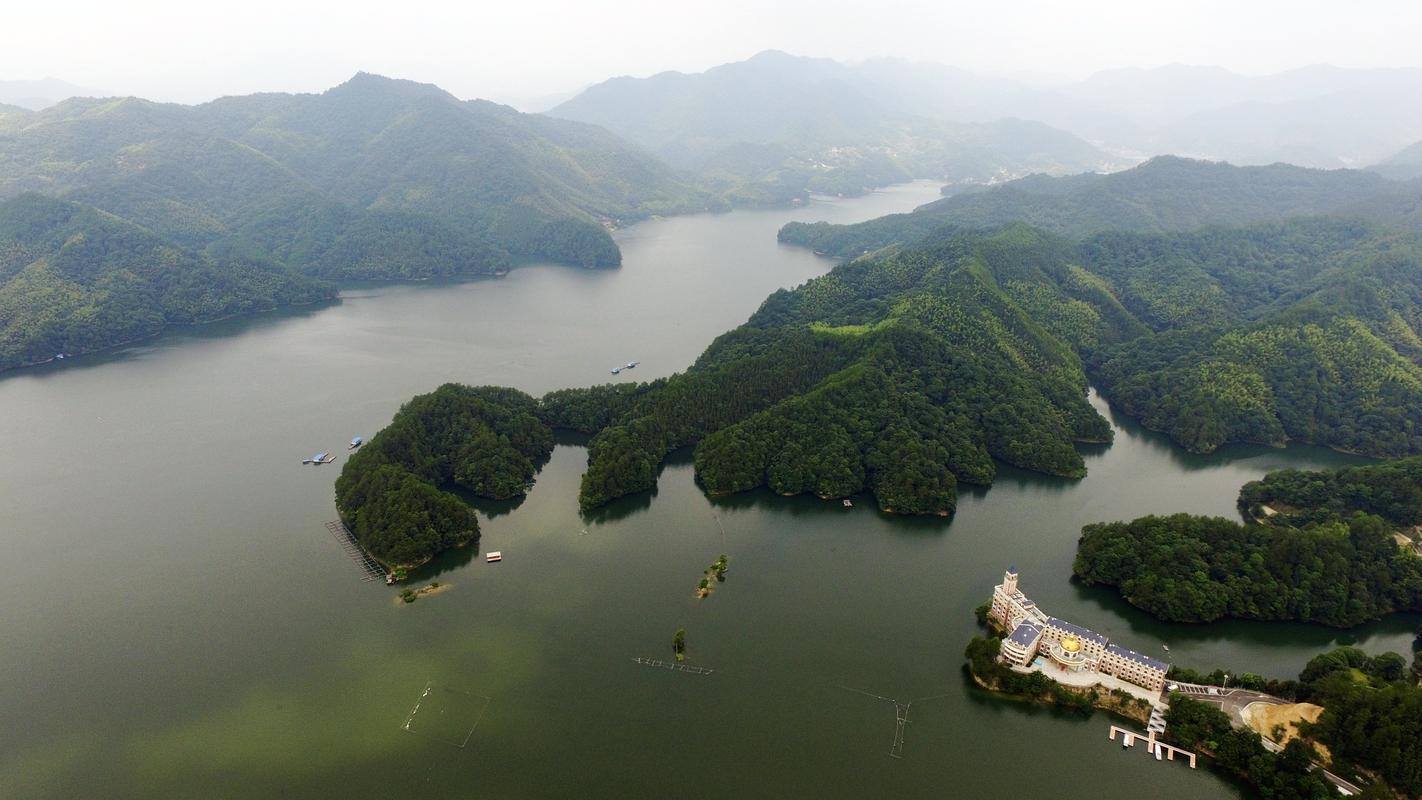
top-left (779, 156), bottom-right (1410, 257)
top-left (1055, 65), bottom-right (1422, 167)
top-left (0, 78), bottom-right (105, 110)
top-left (1370, 140), bottom-right (1422, 182)
top-left (550, 51), bottom-right (1122, 204)
top-left (0, 73), bottom-right (709, 275)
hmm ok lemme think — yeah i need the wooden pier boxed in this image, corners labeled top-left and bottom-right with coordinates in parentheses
top-left (632, 657), bottom-right (713, 675)
top-left (324, 520), bottom-right (387, 582)
top-left (1108, 725), bottom-right (1197, 768)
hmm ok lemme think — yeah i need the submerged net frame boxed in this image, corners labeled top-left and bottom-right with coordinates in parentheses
top-left (402, 683), bottom-right (492, 749)
top-left (838, 686), bottom-right (954, 759)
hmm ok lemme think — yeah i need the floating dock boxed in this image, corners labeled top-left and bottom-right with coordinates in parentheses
top-left (324, 520), bottom-right (387, 582)
top-left (1108, 725), bottom-right (1196, 768)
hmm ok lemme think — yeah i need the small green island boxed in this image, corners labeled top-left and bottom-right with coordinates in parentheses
top-left (695, 554), bottom-right (729, 599)
top-left (397, 581), bottom-right (451, 604)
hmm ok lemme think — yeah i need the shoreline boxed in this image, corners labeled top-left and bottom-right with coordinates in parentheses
top-left (965, 661), bottom-right (1153, 726)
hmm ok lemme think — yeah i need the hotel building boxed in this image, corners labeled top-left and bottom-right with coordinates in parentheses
top-left (988, 567), bottom-right (1167, 694)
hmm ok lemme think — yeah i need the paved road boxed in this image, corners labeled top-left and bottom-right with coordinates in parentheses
top-left (1169, 683), bottom-right (1361, 795)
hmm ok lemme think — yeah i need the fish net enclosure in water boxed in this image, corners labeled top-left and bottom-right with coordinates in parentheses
top-left (402, 684), bottom-right (492, 749)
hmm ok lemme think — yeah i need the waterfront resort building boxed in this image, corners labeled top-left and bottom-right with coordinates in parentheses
top-left (988, 567), bottom-right (1167, 693)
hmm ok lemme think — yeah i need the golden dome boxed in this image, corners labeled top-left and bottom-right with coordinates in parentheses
top-left (1061, 635), bottom-right (1082, 653)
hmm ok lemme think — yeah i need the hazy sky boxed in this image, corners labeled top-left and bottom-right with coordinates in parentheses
top-left (4, 0), bottom-right (1420, 106)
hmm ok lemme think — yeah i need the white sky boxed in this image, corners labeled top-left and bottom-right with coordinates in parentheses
top-left (2, 0), bottom-right (1418, 106)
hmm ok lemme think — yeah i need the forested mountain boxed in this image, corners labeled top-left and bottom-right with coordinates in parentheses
top-left (550, 51), bottom-right (1119, 204)
top-left (552, 208), bottom-right (1422, 512)
top-left (542, 224), bottom-right (1121, 513)
top-left (779, 156), bottom-right (1404, 257)
top-left (788, 166), bottom-right (1422, 459)
top-left (0, 73), bottom-right (710, 277)
top-left (0, 193), bottom-right (332, 370)
top-left (0, 73), bottom-right (716, 370)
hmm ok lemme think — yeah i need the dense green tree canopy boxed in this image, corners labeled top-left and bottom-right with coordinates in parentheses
top-left (1074, 512), bottom-right (1422, 627)
top-left (1239, 457), bottom-right (1422, 529)
top-left (334, 384), bottom-right (554, 567)
top-left (1299, 648), bottom-right (1422, 796)
top-left (777, 161), bottom-right (1422, 460)
top-left (0, 193), bottom-right (333, 371)
top-left (550, 224), bottom-right (1112, 513)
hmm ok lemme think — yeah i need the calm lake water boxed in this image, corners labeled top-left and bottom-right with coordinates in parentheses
top-left (0, 181), bottom-right (1408, 798)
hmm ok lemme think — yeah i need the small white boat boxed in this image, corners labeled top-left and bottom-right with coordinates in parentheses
top-left (486, 551), bottom-right (502, 563)
top-left (1162, 644), bottom-right (1170, 652)
top-left (842, 499), bottom-right (853, 508)
top-left (303, 452), bottom-right (336, 464)
top-left (625, 360), bottom-right (638, 369)
top-left (610, 367), bottom-right (622, 375)
top-left (349, 436), bottom-right (363, 450)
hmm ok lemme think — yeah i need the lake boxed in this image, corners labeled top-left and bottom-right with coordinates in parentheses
top-left (0, 181), bottom-right (1407, 798)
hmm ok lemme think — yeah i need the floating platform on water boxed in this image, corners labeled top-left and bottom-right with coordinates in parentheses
top-left (632, 657), bottom-right (713, 675)
top-left (486, 551), bottom-right (502, 563)
top-left (324, 520), bottom-right (387, 582)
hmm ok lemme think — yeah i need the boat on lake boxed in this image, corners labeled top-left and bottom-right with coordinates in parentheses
top-left (303, 452), bottom-right (336, 464)
top-left (486, 551), bottom-right (502, 563)
top-left (610, 367), bottom-right (622, 374)
top-left (349, 436), bottom-right (363, 450)
top-left (843, 499), bottom-right (853, 508)
top-left (625, 360), bottom-right (638, 369)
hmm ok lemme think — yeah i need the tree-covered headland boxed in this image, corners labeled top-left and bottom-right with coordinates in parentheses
top-left (334, 384), bottom-right (554, 567)
top-left (1076, 455), bottom-right (1422, 627)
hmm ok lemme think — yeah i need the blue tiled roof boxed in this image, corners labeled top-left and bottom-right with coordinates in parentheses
top-left (1007, 565), bottom-right (1018, 574)
top-left (1106, 643), bottom-right (1168, 672)
top-left (1046, 617), bottom-right (1108, 646)
top-left (1007, 621), bottom-right (1042, 647)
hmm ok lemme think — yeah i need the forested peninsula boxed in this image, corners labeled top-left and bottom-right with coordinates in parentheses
top-left (335, 384), bottom-right (553, 567)
top-left (780, 158), bottom-right (1422, 460)
top-left (343, 156), bottom-right (1422, 547)
top-left (1074, 458), bottom-right (1422, 627)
